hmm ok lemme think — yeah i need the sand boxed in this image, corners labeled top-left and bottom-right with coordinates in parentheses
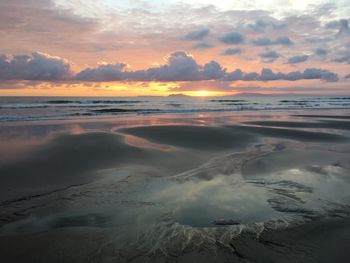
top-left (0, 131), bottom-right (214, 202)
top-left (0, 110), bottom-right (350, 262)
top-left (245, 120), bottom-right (350, 130)
top-left (226, 125), bottom-right (347, 142)
top-left (230, 218), bottom-right (350, 263)
top-left (119, 125), bottom-right (257, 151)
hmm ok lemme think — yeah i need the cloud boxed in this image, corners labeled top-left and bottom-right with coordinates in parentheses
top-left (0, 0), bottom-right (98, 54)
top-left (220, 32), bottom-right (245, 44)
top-left (315, 48), bottom-right (328, 57)
top-left (344, 74), bottom-right (350, 79)
top-left (259, 50), bottom-right (280, 63)
top-left (287, 55), bottom-right (309, 64)
top-left (192, 42), bottom-right (214, 49)
top-left (221, 47), bottom-right (243, 56)
top-left (247, 20), bottom-right (269, 32)
top-left (326, 19), bottom-right (350, 37)
top-left (247, 19), bottom-right (286, 32)
top-left (0, 1), bottom-right (347, 93)
top-left (144, 51), bottom-right (202, 81)
top-left (302, 68), bottom-right (338, 82)
top-left (252, 36), bottom-right (293, 46)
top-left (0, 51), bottom-right (339, 84)
top-left (75, 63), bottom-right (128, 81)
top-left (181, 28), bottom-right (210, 41)
top-left (260, 68), bottom-right (283, 80)
top-left (225, 69), bottom-right (259, 81)
top-left (0, 52), bottom-right (72, 80)
top-left (224, 68), bottom-right (338, 82)
top-left (333, 52), bottom-right (350, 64)
top-left (337, 19), bottom-right (350, 36)
top-left (75, 52), bottom-right (226, 82)
top-left (76, 51), bottom-right (203, 82)
top-left (203, 61), bottom-right (226, 79)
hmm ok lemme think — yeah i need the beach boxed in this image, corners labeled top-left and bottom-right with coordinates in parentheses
top-left (0, 103), bottom-right (350, 262)
top-left (2, 0), bottom-right (350, 261)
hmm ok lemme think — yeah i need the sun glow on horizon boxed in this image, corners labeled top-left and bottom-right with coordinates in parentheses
top-left (188, 90), bottom-right (224, 97)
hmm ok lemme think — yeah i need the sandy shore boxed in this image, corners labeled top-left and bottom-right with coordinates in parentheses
top-left (0, 110), bottom-right (350, 262)
top-left (1, 218), bottom-right (349, 263)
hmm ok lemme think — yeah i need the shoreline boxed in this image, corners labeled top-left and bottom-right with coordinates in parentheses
top-left (2, 107), bottom-right (350, 124)
top-left (1, 107), bottom-right (350, 128)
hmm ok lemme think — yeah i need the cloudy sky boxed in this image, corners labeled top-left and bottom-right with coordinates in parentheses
top-left (0, 0), bottom-right (349, 96)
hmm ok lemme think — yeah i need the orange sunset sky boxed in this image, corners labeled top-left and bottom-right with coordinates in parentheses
top-left (0, 0), bottom-right (349, 96)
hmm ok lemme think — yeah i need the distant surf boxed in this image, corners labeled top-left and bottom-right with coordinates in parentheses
top-left (0, 96), bottom-right (350, 122)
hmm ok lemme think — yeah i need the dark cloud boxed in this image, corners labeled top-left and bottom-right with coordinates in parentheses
top-left (192, 42), bottom-right (214, 50)
top-left (252, 36), bottom-right (293, 46)
top-left (181, 29), bottom-right (210, 41)
top-left (202, 61), bottom-right (226, 79)
top-left (247, 20), bottom-right (269, 32)
top-left (259, 50), bottom-right (280, 63)
top-left (333, 52), bottom-right (350, 64)
top-left (76, 52), bottom-right (225, 82)
top-left (302, 68), bottom-right (339, 82)
top-left (225, 68), bottom-right (338, 82)
top-left (221, 47), bottom-right (243, 56)
top-left (260, 68), bottom-right (283, 80)
top-left (287, 55), bottom-right (309, 64)
top-left (247, 19), bottom-right (286, 32)
top-left (76, 53), bottom-right (338, 83)
top-left (0, 51), bottom-right (339, 83)
top-left (76, 51), bottom-right (203, 82)
top-left (225, 69), bottom-right (259, 81)
top-left (345, 74), bottom-right (350, 79)
top-left (305, 36), bottom-right (332, 43)
top-left (0, 52), bottom-right (72, 80)
top-left (144, 51), bottom-right (202, 81)
top-left (220, 32), bottom-right (245, 44)
top-left (338, 19), bottom-right (350, 36)
top-left (75, 63), bottom-right (128, 82)
top-left (315, 48), bottom-right (328, 57)
top-left (326, 19), bottom-right (350, 37)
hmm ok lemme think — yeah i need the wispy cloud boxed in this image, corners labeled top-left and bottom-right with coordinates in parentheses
top-left (252, 37), bottom-right (293, 46)
top-left (221, 47), bottom-right (243, 56)
top-left (259, 50), bottom-right (280, 63)
top-left (287, 55), bottom-right (309, 64)
top-left (181, 29), bottom-right (210, 41)
top-left (219, 32), bottom-right (245, 44)
top-left (0, 0), bottom-right (349, 94)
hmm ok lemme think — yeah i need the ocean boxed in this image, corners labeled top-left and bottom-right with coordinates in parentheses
top-left (0, 95), bottom-right (350, 122)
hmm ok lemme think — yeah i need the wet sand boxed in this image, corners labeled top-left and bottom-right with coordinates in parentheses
top-left (245, 120), bottom-right (350, 130)
top-left (226, 125), bottom-right (347, 142)
top-left (119, 125), bottom-right (257, 151)
top-left (0, 110), bottom-right (350, 262)
top-left (0, 131), bottom-right (214, 202)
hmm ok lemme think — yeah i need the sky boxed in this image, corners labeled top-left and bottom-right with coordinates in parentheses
top-left (0, 0), bottom-right (349, 96)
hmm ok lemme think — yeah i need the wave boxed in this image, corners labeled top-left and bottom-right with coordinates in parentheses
top-left (0, 100), bottom-right (147, 110)
top-left (0, 104), bottom-right (50, 109)
top-left (2, 105), bottom-right (350, 122)
top-left (88, 105), bottom-right (350, 116)
top-left (210, 99), bottom-right (246, 102)
top-left (46, 100), bottom-right (146, 104)
top-left (1, 96), bottom-right (350, 122)
top-left (91, 108), bottom-right (161, 113)
top-left (0, 114), bottom-right (72, 122)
